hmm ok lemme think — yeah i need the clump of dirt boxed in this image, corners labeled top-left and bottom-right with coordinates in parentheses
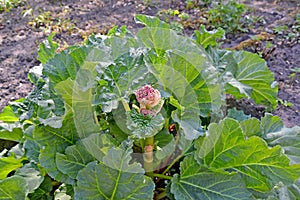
top-left (0, 0), bottom-right (299, 127)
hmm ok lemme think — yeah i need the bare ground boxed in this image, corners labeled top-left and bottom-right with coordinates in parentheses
top-left (0, 0), bottom-right (299, 127)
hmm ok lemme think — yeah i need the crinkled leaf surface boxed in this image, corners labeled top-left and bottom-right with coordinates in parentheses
top-left (195, 118), bottom-right (300, 192)
top-left (15, 163), bottom-right (44, 193)
top-left (126, 111), bottom-right (165, 138)
top-left (264, 124), bottom-right (300, 165)
top-left (43, 46), bottom-right (93, 84)
top-left (0, 176), bottom-right (27, 200)
top-left (56, 141), bottom-right (95, 179)
top-left (94, 45), bottom-right (153, 113)
top-left (261, 113), bottom-right (284, 135)
top-left (135, 14), bottom-right (170, 28)
top-left (171, 156), bottom-right (253, 200)
top-left (194, 25), bottom-right (225, 48)
top-left (39, 145), bottom-right (74, 185)
top-left (220, 51), bottom-right (278, 108)
top-left (81, 133), bottom-right (119, 162)
top-left (38, 32), bottom-right (59, 64)
top-left (33, 112), bottom-right (77, 146)
top-left (33, 113), bottom-right (77, 184)
top-left (75, 141), bottom-right (155, 200)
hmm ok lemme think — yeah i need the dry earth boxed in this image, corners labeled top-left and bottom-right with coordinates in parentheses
top-left (0, 0), bottom-right (299, 127)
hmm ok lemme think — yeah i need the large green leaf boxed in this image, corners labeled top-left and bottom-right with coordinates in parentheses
top-left (33, 113), bottom-right (78, 184)
top-left (43, 50), bottom-right (77, 84)
top-left (0, 122), bottom-right (23, 142)
top-left (28, 176), bottom-right (53, 200)
top-left (37, 32), bottom-right (59, 64)
top-left (0, 153), bottom-right (26, 180)
top-left (261, 113), bottom-right (284, 135)
top-left (56, 141), bottom-right (95, 179)
top-left (171, 156), bottom-right (253, 200)
top-left (239, 113), bottom-right (300, 165)
top-left (193, 25), bottom-right (225, 48)
top-left (0, 105), bottom-right (19, 122)
top-left (220, 51), bottom-right (278, 108)
top-left (264, 125), bottom-right (300, 165)
top-left (39, 145), bottom-right (74, 185)
top-left (15, 163), bottom-right (44, 193)
top-left (75, 141), bottom-right (155, 199)
top-left (81, 133), bottom-right (119, 162)
top-left (135, 14), bottom-right (170, 28)
top-left (195, 118), bottom-right (300, 192)
top-left (55, 78), bottom-right (100, 139)
top-left (33, 112), bottom-right (77, 146)
top-left (0, 176), bottom-right (28, 199)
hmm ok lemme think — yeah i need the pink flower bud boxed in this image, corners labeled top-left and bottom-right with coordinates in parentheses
top-left (136, 85), bottom-right (161, 109)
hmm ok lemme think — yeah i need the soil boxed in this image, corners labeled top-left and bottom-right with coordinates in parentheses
top-left (0, 0), bottom-right (299, 127)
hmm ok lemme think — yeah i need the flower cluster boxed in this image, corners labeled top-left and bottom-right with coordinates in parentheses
top-left (136, 85), bottom-right (163, 116)
top-left (136, 85), bottom-right (161, 109)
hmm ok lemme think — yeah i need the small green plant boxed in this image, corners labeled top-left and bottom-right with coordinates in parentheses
top-left (207, 0), bottom-right (248, 33)
top-left (278, 98), bottom-right (293, 107)
top-left (24, 8), bottom-right (77, 34)
top-left (27, 10), bottom-right (52, 29)
top-left (185, 0), bottom-right (195, 9)
top-left (273, 25), bottom-right (288, 34)
top-left (0, 0), bottom-right (24, 12)
top-left (289, 68), bottom-right (300, 83)
top-left (178, 12), bottom-right (189, 21)
top-left (291, 14), bottom-right (300, 43)
top-left (157, 9), bottom-right (187, 33)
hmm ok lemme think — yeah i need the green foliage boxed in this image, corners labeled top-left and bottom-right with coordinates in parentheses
top-left (194, 25), bottom-right (225, 48)
top-left (208, 0), bottom-right (247, 33)
top-left (0, 0), bottom-right (24, 12)
top-left (75, 141), bottom-right (155, 199)
top-left (195, 118), bottom-right (300, 192)
top-left (0, 15), bottom-right (298, 199)
top-left (171, 156), bottom-right (253, 199)
top-left (37, 32), bottom-right (59, 65)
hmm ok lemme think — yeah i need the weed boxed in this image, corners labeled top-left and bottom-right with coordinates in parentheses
top-left (278, 98), bottom-right (293, 107)
top-left (289, 68), bottom-right (300, 84)
top-left (23, 7), bottom-right (77, 34)
top-left (157, 9), bottom-right (187, 33)
top-left (28, 11), bottom-right (52, 29)
top-left (178, 12), bottom-right (190, 21)
top-left (0, 0), bottom-right (24, 12)
top-left (207, 0), bottom-right (248, 33)
top-left (273, 25), bottom-right (288, 35)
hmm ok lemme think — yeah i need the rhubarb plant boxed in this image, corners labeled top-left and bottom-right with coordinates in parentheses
top-left (0, 15), bottom-right (299, 200)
